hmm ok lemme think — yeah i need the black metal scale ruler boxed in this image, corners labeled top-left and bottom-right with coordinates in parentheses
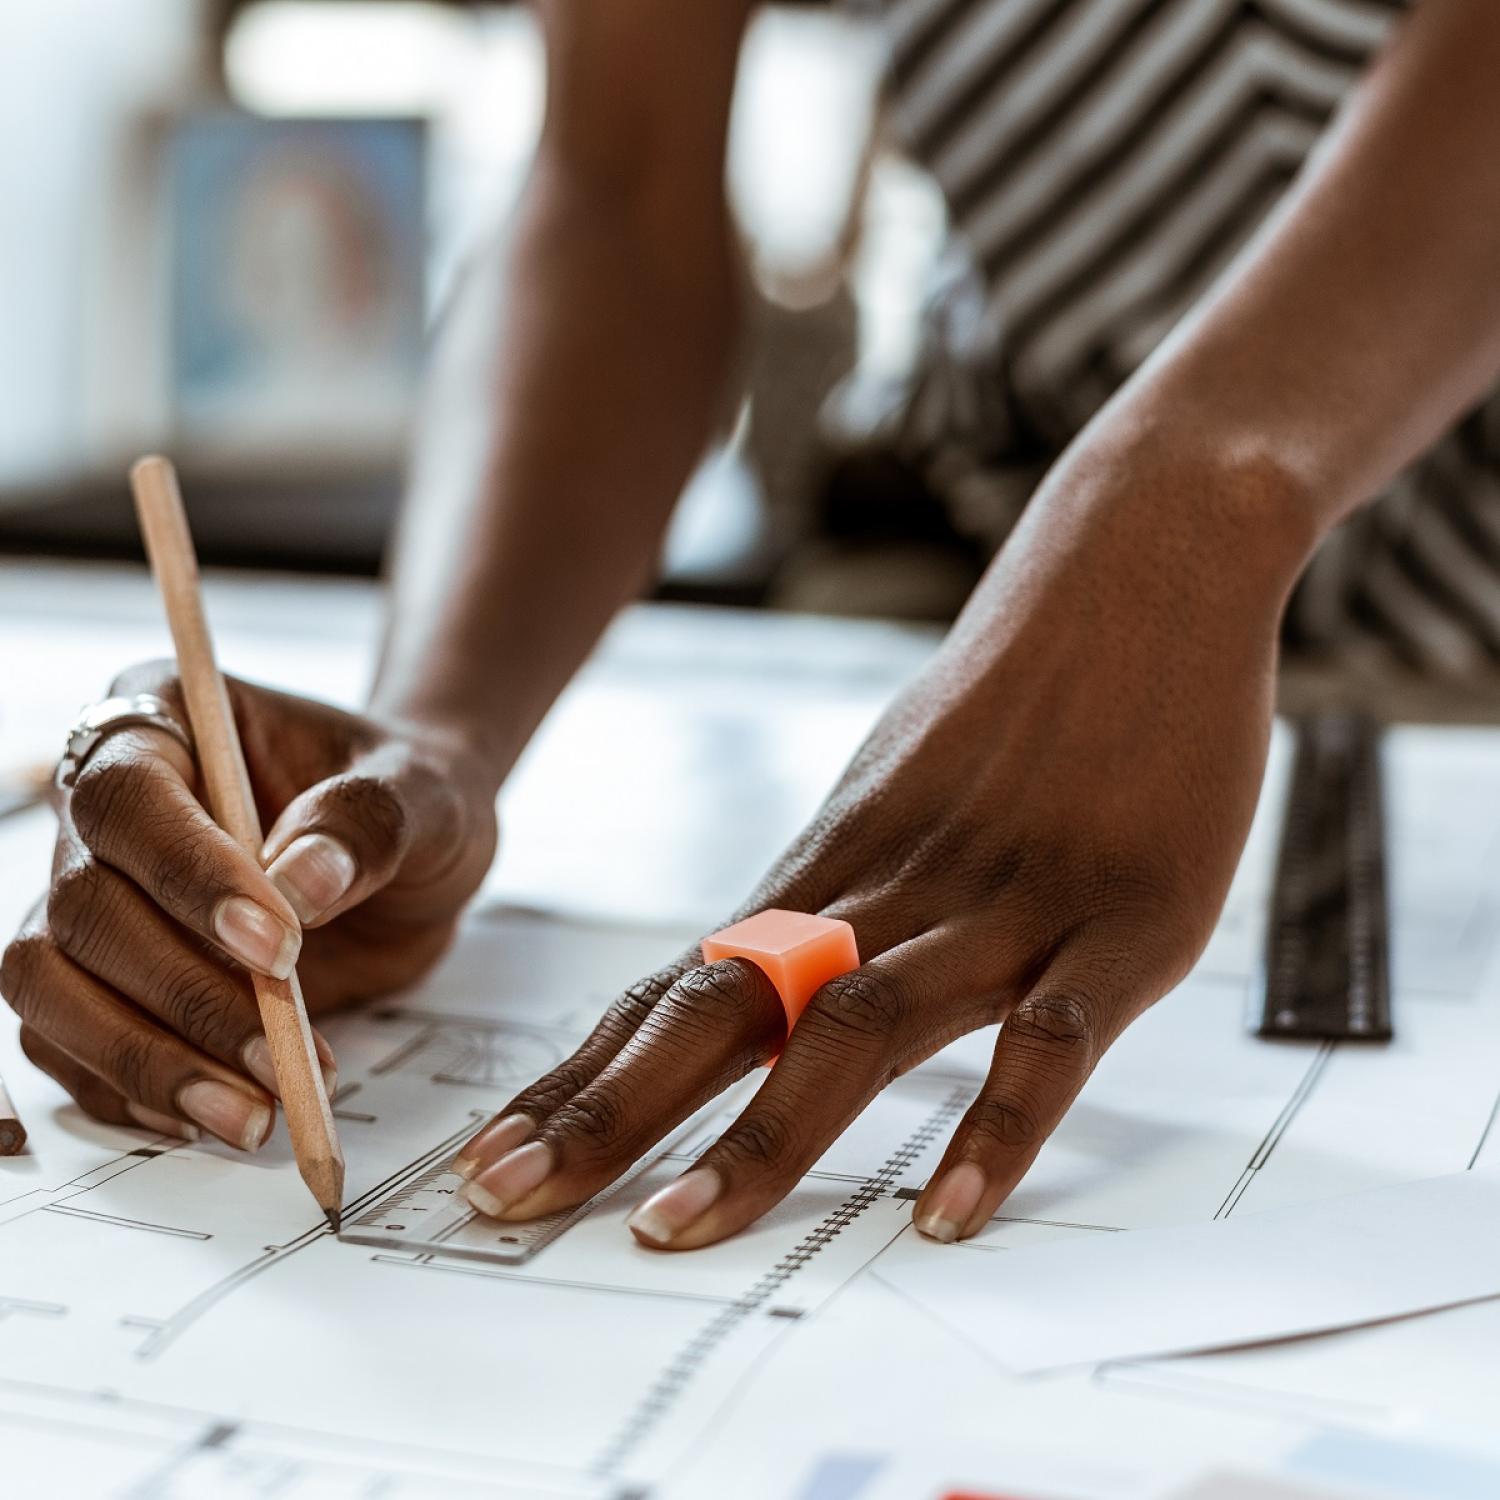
top-left (1255, 712), bottom-right (1392, 1042)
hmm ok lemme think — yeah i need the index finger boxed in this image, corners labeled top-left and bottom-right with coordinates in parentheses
top-left (65, 729), bottom-right (302, 979)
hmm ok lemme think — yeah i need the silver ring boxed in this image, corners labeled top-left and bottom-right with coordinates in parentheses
top-left (56, 693), bottom-right (195, 791)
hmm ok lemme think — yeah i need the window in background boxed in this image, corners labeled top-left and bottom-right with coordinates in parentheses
top-left (0, 3), bottom-right (936, 585)
top-left (168, 114), bottom-right (426, 466)
top-left (223, 3), bottom-right (890, 305)
top-left (0, 0), bottom-right (207, 496)
top-left (223, 2), bottom-right (901, 592)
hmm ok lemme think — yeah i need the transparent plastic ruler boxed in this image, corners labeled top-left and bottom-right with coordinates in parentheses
top-left (1256, 712), bottom-right (1391, 1042)
top-left (339, 1091), bottom-right (743, 1265)
top-left (338, 1153), bottom-right (636, 1265)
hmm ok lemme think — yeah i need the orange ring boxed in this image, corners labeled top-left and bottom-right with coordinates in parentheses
top-left (701, 909), bottom-right (860, 1036)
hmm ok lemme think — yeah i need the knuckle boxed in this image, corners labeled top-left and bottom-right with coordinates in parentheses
top-left (966, 1093), bottom-right (1044, 1151)
top-left (614, 968), bottom-right (680, 1026)
top-left (1, 930), bottom-right (51, 1015)
top-left (812, 969), bottom-right (910, 1040)
top-left (69, 755), bottom-right (150, 847)
top-left (1087, 848), bottom-right (1180, 917)
top-left (547, 1086), bottom-right (631, 1154)
top-left (671, 963), bottom-right (762, 1024)
top-left (149, 828), bottom-right (223, 923)
top-left (100, 1028), bottom-right (160, 1101)
top-left (152, 960), bottom-right (249, 1049)
top-left (46, 860), bottom-right (109, 958)
top-left (547, 975), bottom-right (674, 1076)
top-left (508, 1056), bottom-right (602, 1118)
top-left (1006, 991), bottom-right (1095, 1060)
top-left (403, 756), bottom-right (468, 852)
top-left (321, 776), bottom-right (407, 852)
top-left (717, 1107), bottom-right (797, 1172)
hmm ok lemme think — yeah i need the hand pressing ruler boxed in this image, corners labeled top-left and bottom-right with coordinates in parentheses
top-left (339, 1141), bottom-right (670, 1265)
top-left (338, 1091), bottom-right (745, 1265)
top-left (1255, 711), bottom-right (1391, 1042)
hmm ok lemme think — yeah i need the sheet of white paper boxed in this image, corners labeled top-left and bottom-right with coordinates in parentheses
top-left (7, 567), bottom-right (1500, 1498)
top-left (1109, 1292), bottom-right (1500, 1433)
top-left (877, 1171), bottom-right (1500, 1373)
top-left (656, 1273), bottom-right (1316, 1500)
top-left (0, 905), bottom-right (967, 1495)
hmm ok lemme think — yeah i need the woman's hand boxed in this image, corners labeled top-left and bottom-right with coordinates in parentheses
top-left (453, 432), bottom-right (1311, 1248)
top-left (0, 662), bottom-right (497, 1150)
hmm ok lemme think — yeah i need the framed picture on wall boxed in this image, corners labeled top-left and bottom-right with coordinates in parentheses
top-left (166, 113), bottom-right (426, 465)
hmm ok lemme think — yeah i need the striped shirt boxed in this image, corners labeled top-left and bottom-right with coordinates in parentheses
top-left (855, 0), bottom-right (1500, 673)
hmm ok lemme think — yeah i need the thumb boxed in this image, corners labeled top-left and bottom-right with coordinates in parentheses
top-left (260, 764), bottom-right (419, 928)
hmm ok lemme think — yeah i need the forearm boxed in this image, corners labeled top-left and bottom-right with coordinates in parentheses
top-left (370, 0), bottom-right (750, 788)
top-left (944, 3), bottom-right (1500, 690)
top-left (370, 164), bottom-right (740, 784)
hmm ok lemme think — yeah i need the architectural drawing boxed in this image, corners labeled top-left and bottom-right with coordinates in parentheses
top-left (3, 727), bottom-right (1500, 1498)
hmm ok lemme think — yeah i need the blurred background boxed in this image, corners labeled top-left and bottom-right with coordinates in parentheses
top-left (0, 0), bottom-right (978, 612)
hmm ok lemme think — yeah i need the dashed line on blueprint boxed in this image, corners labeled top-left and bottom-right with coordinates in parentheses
top-left (590, 1086), bottom-right (969, 1478)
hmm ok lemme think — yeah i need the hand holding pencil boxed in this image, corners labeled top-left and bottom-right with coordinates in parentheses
top-left (0, 459), bottom-right (499, 1215)
top-left (131, 457), bottom-right (345, 1222)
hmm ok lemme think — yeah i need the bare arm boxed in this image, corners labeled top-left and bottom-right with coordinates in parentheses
top-left (16, 3), bottom-right (1500, 1205)
top-left (450, 3), bottom-right (1500, 1251)
top-left (370, 0), bottom-right (754, 782)
top-left (0, 1), bottom-right (755, 1150)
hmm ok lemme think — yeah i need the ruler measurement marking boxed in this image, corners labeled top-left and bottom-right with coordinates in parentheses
top-left (342, 1120), bottom-right (697, 1265)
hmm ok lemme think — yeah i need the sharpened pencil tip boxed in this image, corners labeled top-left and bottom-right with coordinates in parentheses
top-left (325, 1207), bottom-right (342, 1233)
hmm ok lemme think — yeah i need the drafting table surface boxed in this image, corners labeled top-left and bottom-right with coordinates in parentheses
top-left (1, 562), bottom-right (1499, 1500)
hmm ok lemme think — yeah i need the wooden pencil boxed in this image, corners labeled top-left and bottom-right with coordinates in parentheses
top-left (129, 456), bottom-right (345, 1228)
top-left (0, 1069), bottom-right (26, 1155)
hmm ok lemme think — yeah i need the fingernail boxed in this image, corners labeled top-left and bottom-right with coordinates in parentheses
top-left (312, 1028), bottom-right (338, 1098)
top-left (213, 896), bottom-right (300, 979)
top-left (914, 1161), bottom-right (987, 1244)
top-left (461, 1140), bottom-right (552, 1217)
top-left (243, 1034), bottom-right (335, 1100)
top-left (126, 1102), bottom-right (200, 1143)
top-left (463, 1181), bottom-right (506, 1219)
top-left (242, 1035), bottom-right (280, 1097)
top-left (178, 1080), bottom-right (272, 1153)
top-left (266, 833), bottom-right (357, 925)
top-left (627, 1168), bottom-right (722, 1247)
top-left (312, 1027), bottom-right (337, 1070)
top-left (453, 1113), bottom-right (533, 1180)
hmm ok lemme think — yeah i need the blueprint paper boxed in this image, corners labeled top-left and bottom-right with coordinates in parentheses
top-left (877, 1171), bottom-right (1500, 1373)
top-left (4, 736), bottom-right (1500, 1495)
top-left (0, 908), bottom-right (966, 1495)
top-left (7, 570), bottom-right (1500, 1496)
